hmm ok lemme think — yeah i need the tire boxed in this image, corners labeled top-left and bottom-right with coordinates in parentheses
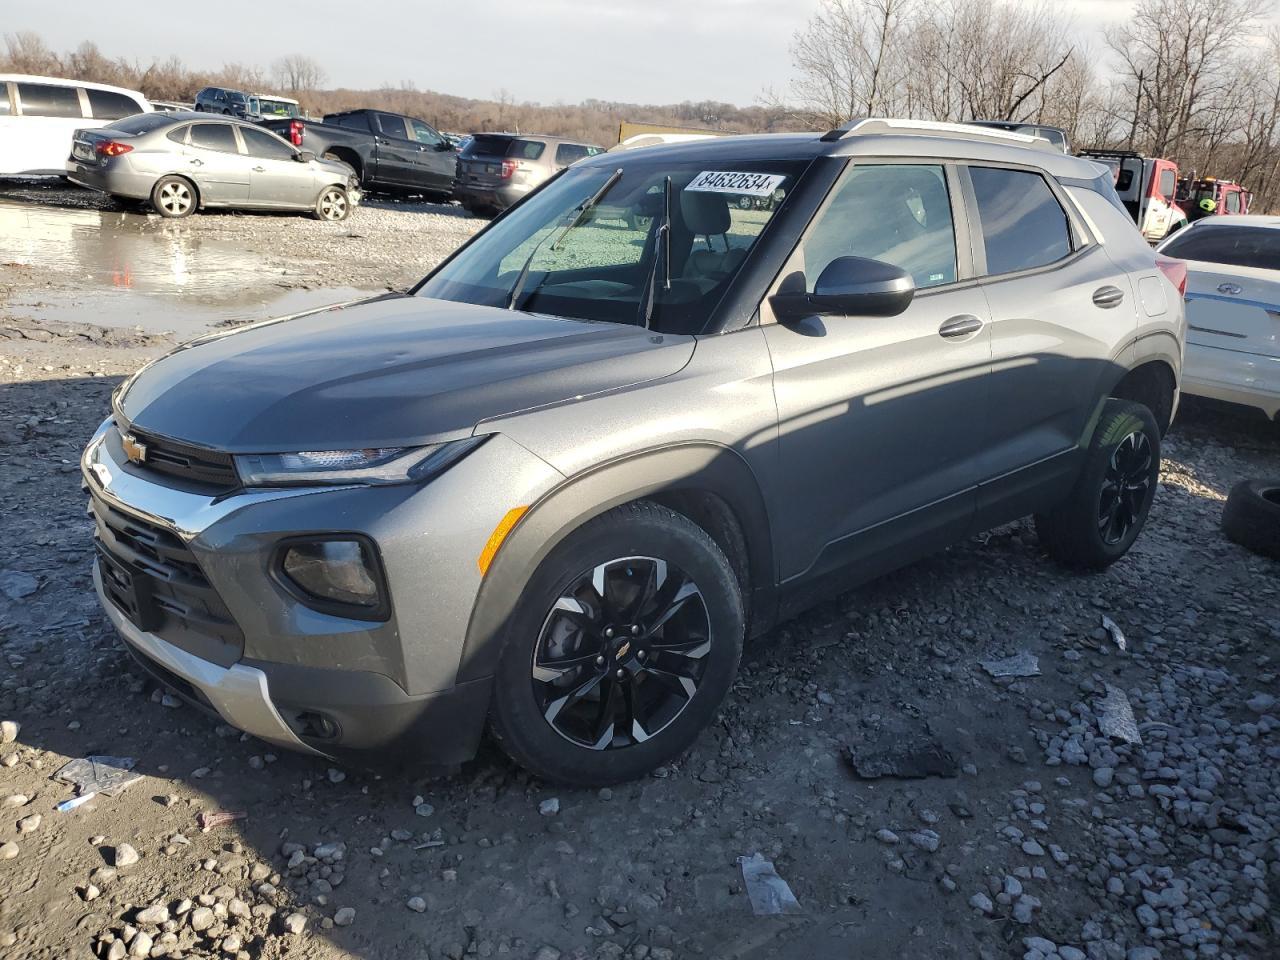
top-left (1035, 399), bottom-right (1161, 570)
top-left (313, 184), bottom-right (351, 221)
top-left (150, 176), bottom-right (197, 218)
top-left (1221, 479), bottom-right (1280, 560)
top-left (489, 501), bottom-right (745, 786)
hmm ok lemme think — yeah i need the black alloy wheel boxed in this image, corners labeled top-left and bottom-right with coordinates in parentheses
top-left (1098, 430), bottom-right (1154, 545)
top-left (531, 556), bottom-right (710, 750)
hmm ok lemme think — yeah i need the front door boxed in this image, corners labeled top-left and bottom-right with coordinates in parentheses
top-left (240, 126), bottom-right (315, 207)
top-left (761, 162), bottom-right (991, 583)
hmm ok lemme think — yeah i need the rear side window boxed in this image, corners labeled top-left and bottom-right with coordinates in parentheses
top-left (801, 163), bottom-right (958, 289)
top-left (969, 167), bottom-right (1072, 276)
top-left (189, 123), bottom-right (239, 153)
top-left (1162, 225), bottom-right (1280, 270)
top-left (0, 83), bottom-right (11, 116)
top-left (327, 113), bottom-right (370, 132)
top-left (241, 127), bottom-right (295, 160)
top-left (86, 89), bottom-right (142, 121)
top-left (17, 82), bottom-right (83, 118)
top-left (375, 114), bottom-right (408, 138)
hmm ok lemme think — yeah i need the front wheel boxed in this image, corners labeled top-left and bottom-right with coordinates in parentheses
top-left (1035, 399), bottom-right (1161, 570)
top-left (313, 185), bottom-right (351, 221)
top-left (150, 176), bottom-right (196, 218)
top-left (489, 501), bottom-right (744, 786)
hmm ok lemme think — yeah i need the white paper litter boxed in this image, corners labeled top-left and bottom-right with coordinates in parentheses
top-left (1101, 615), bottom-right (1128, 651)
top-left (1098, 683), bottom-right (1142, 745)
top-left (737, 853), bottom-right (802, 915)
top-left (980, 651), bottom-right (1041, 678)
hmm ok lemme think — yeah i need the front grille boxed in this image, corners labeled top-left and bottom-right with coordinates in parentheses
top-left (126, 427), bottom-right (240, 490)
top-left (90, 493), bottom-right (245, 667)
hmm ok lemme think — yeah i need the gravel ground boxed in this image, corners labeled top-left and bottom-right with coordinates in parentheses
top-left (0, 187), bottom-right (1277, 960)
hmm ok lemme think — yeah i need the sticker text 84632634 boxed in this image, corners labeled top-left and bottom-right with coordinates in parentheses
top-left (686, 171), bottom-right (786, 197)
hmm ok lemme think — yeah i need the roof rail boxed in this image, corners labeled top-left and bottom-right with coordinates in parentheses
top-left (820, 117), bottom-right (1058, 153)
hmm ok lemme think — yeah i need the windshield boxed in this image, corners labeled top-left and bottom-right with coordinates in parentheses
top-left (1163, 225), bottom-right (1280, 271)
top-left (258, 98), bottom-right (299, 118)
top-left (417, 158), bottom-right (806, 334)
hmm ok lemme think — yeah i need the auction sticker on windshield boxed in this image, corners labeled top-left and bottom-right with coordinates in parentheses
top-left (687, 171), bottom-right (786, 197)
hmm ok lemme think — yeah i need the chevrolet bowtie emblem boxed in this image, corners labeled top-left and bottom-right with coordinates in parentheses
top-left (122, 433), bottom-right (148, 464)
top-left (615, 641), bottom-right (631, 660)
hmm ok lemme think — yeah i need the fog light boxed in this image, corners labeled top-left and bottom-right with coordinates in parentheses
top-left (277, 538), bottom-right (387, 618)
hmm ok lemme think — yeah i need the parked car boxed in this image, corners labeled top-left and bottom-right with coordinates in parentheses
top-left (0, 73), bottom-right (150, 176)
top-left (85, 118), bottom-right (1184, 785)
top-left (1079, 149), bottom-right (1186, 242)
top-left (1157, 216), bottom-right (1280, 420)
top-left (968, 120), bottom-right (1071, 153)
top-left (66, 111), bottom-right (359, 220)
top-left (454, 133), bottom-right (604, 214)
top-left (193, 86), bottom-right (259, 119)
top-left (1177, 175), bottom-right (1251, 223)
top-left (259, 108), bottom-right (457, 199)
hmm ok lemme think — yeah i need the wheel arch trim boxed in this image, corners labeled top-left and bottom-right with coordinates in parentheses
top-left (455, 441), bottom-right (777, 684)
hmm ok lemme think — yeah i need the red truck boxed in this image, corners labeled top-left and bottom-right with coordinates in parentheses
top-left (1079, 149), bottom-right (1187, 242)
top-left (1176, 175), bottom-right (1251, 222)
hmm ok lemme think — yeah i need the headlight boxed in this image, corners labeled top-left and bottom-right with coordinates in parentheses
top-left (234, 437), bottom-right (485, 487)
top-left (275, 537), bottom-right (388, 619)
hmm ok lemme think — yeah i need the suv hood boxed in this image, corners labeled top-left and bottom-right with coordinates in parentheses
top-left (118, 294), bottom-right (694, 452)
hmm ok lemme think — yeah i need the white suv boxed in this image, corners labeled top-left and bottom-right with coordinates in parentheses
top-left (0, 74), bottom-right (151, 176)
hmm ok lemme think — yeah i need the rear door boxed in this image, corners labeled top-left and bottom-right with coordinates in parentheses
top-left (965, 163), bottom-right (1135, 524)
top-left (240, 126), bottom-right (314, 207)
top-left (184, 122), bottom-right (252, 203)
top-left (11, 80), bottom-right (88, 174)
top-left (405, 117), bottom-right (455, 192)
top-left (372, 112), bottom-right (417, 186)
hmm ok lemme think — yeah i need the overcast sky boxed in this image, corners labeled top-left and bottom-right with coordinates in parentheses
top-left (12, 0), bottom-right (1142, 106)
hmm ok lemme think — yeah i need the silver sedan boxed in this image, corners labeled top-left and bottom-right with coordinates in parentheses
top-left (65, 111), bottom-right (360, 220)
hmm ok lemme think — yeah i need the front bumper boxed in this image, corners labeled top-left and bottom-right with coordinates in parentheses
top-left (82, 418), bottom-right (562, 765)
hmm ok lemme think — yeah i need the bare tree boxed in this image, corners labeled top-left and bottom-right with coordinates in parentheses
top-left (272, 54), bottom-right (328, 96)
top-left (3, 31), bottom-right (59, 74)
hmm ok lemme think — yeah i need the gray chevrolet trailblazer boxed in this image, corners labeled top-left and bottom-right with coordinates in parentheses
top-left (84, 119), bottom-right (1187, 786)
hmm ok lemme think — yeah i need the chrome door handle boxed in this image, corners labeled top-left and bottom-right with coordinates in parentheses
top-left (189, 159), bottom-right (203, 166)
top-left (938, 314), bottom-right (984, 339)
top-left (1217, 282), bottom-right (1242, 295)
top-left (252, 166), bottom-right (265, 172)
top-left (1092, 285), bottom-right (1125, 308)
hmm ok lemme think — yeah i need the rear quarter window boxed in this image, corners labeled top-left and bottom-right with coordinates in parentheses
top-left (16, 82), bottom-right (83, 118)
top-left (86, 89), bottom-right (143, 121)
top-left (969, 166), bottom-right (1073, 276)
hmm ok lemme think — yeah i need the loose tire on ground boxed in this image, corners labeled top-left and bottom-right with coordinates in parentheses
top-left (150, 176), bottom-right (197, 218)
top-left (1221, 479), bottom-right (1280, 561)
top-left (313, 185), bottom-right (351, 222)
top-left (489, 500), bottom-right (745, 786)
top-left (1036, 399), bottom-right (1161, 571)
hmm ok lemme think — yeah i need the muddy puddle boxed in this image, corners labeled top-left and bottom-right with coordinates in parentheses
top-left (0, 201), bottom-right (382, 334)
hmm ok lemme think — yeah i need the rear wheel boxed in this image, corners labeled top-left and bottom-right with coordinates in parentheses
top-left (313, 185), bottom-right (351, 221)
top-left (1036, 399), bottom-right (1160, 570)
top-left (490, 501), bottom-right (744, 785)
top-left (150, 176), bottom-right (196, 218)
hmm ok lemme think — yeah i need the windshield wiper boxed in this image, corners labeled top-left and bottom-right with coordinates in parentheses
top-left (506, 168), bottom-right (623, 311)
top-left (636, 175), bottom-right (672, 329)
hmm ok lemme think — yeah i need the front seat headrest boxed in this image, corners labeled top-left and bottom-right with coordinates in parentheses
top-left (680, 191), bottom-right (732, 236)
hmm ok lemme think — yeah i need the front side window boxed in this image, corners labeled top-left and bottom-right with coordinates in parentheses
top-left (16, 82), bottom-right (82, 118)
top-left (1158, 169), bottom-right (1176, 199)
top-left (1162, 225), bottom-right (1280, 270)
top-left (800, 163), bottom-right (958, 290)
top-left (408, 119), bottom-right (443, 146)
top-left (188, 123), bottom-right (239, 153)
top-left (1225, 190), bottom-right (1241, 214)
top-left (86, 89), bottom-right (142, 121)
top-left (418, 159), bottom-right (806, 334)
top-left (241, 127), bottom-right (295, 160)
top-left (969, 166), bottom-right (1072, 276)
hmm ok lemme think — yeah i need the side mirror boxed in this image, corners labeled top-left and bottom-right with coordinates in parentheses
top-left (435, 141), bottom-right (453, 151)
top-left (295, 150), bottom-right (316, 163)
top-left (769, 256), bottom-right (915, 323)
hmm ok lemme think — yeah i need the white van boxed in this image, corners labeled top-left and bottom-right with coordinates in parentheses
top-left (0, 74), bottom-right (151, 176)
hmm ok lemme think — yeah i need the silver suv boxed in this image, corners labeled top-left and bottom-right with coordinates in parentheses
top-left (84, 119), bottom-right (1187, 785)
top-left (454, 133), bottom-right (604, 215)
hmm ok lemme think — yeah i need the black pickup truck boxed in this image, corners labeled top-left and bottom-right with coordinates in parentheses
top-left (261, 109), bottom-right (456, 199)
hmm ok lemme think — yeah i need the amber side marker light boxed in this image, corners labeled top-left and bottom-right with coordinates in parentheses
top-left (478, 506), bottom-right (529, 575)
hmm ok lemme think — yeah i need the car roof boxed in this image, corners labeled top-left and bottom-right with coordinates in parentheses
top-left (256, 94), bottom-right (298, 103)
top-left (578, 119), bottom-right (1103, 179)
top-left (0, 73), bottom-right (148, 99)
top-left (136, 111), bottom-right (285, 132)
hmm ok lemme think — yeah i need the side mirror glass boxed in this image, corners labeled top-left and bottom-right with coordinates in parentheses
top-left (769, 256), bottom-right (915, 323)
top-left (295, 150), bottom-right (316, 163)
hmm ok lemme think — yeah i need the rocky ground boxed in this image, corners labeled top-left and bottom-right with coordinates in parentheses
top-left (0, 186), bottom-right (1277, 960)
